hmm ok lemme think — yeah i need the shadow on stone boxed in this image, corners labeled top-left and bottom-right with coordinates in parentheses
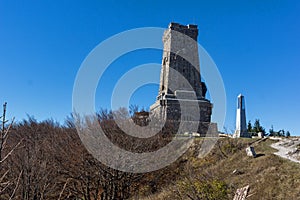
top-left (255, 153), bottom-right (265, 158)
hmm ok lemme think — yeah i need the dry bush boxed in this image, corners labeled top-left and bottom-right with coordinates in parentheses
top-left (0, 106), bottom-right (185, 199)
top-left (3, 116), bottom-right (146, 200)
top-left (3, 105), bottom-right (300, 200)
top-left (0, 103), bottom-right (23, 199)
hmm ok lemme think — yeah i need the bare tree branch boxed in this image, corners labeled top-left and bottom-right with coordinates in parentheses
top-left (8, 170), bottom-right (22, 200)
top-left (58, 178), bottom-right (71, 200)
top-left (0, 139), bottom-right (23, 164)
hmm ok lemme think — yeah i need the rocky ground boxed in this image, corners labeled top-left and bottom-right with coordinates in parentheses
top-left (271, 137), bottom-right (300, 163)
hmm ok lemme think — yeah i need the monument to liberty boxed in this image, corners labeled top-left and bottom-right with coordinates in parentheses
top-left (150, 22), bottom-right (213, 134)
top-left (233, 94), bottom-right (250, 138)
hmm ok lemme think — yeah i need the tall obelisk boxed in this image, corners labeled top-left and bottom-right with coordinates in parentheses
top-left (233, 94), bottom-right (250, 138)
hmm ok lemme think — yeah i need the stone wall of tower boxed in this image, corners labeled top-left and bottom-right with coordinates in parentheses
top-left (158, 22), bottom-right (203, 99)
top-left (150, 22), bottom-right (213, 135)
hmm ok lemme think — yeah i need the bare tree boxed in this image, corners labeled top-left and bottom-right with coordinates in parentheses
top-left (0, 105), bottom-right (192, 199)
top-left (0, 102), bottom-right (23, 199)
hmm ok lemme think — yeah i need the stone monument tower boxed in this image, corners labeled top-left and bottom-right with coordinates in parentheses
top-left (150, 23), bottom-right (212, 134)
top-left (233, 94), bottom-right (250, 138)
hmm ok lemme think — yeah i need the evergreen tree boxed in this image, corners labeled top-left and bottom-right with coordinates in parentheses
top-left (253, 119), bottom-right (266, 134)
top-left (269, 125), bottom-right (274, 136)
top-left (247, 120), bottom-right (253, 133)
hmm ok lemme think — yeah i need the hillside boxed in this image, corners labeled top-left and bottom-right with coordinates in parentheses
top-left (139, 138), bottom-right (300, 200)
top-left (1, 118), bottom-right (300, 199)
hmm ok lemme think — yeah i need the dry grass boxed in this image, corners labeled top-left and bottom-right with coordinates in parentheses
top-left (137, 138), bottom-right (300, 200)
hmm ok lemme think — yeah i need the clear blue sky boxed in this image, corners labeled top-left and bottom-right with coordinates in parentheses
top-left (0, 0), bottom-right (299, 135)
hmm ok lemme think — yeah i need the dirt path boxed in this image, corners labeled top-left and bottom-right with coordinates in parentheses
top-left (270, 137), bottom-right (300, 163)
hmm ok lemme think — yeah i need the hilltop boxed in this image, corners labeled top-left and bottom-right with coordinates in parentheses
top-left (139, 137), bottom-right (300, 200)
top-left (1, 117), bottom-right (300, 199)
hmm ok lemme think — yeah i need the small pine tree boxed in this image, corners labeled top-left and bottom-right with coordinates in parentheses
top-left (253, 119), bottom-right (266, 134)
top-left (269, 125), bottom-right (274, 136)
top-left (247, 121), bottom-right (252, 133)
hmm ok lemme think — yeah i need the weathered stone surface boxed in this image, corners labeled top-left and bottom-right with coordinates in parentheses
top-left (258, 132), bottom-right (264, 138)
top-left (233, 185), bottom-right (249, 200)
top-left (246, 146), bottom-right (256, 157)
top-left (232, 169), bottom-right (243, 175)
top-left (150, 22), bottom-right (213, 135)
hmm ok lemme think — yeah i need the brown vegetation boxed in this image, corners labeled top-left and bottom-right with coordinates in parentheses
top-left (1, 104), bottom-right (300, 199)
top-left (0, 105), bottom-right (185, 199)
top-left (142, 138), bottom-right (300, 200)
